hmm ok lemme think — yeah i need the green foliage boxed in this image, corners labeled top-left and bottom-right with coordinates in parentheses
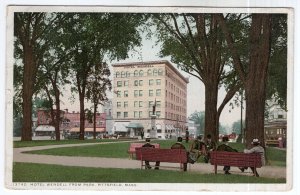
top-left (266, 14), bottom-right (287, 110)
top-left (188, 111), bottom-right (205, 135)
top-left (231, 119), bottom-right (245, 135)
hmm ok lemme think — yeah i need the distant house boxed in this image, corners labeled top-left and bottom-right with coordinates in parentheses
top-left (264, 100), bottom-right (287, 147)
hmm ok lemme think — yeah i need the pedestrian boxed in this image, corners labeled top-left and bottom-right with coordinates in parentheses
top-left (171, 137), bottom-right (188, 171)
top-left (185, 129), bottom-right (189, 143)
top-left (240, 138), bottom-right (265, 177)
top-left (142, 138), bottom-right (160, 170)
top-left (204, 134), bottom-right (216, 163)
top-left (141, 130), bottom-right (144, 140)
top-left (217, 136), bottom-right (238, 175)
top-left (189, 135), bottom-right (206, 164)
top-left (50, 132), bottom-right (55, 140)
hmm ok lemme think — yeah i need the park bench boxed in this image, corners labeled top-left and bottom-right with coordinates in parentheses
top-left (127, 143), bottom-right (160, 159)
top-left (135, 147), bottom-right (188, 171)
top-left (210, 151), bottom-right (262, 176)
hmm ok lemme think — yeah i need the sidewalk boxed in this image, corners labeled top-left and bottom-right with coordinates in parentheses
top-left (13, 141), bottom-right (287, 179)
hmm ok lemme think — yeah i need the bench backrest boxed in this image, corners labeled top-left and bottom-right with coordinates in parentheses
top-left (210, 151), bottom-right (262, 168)
top-left (135, 148), bottom-right (187, 163)
top-left (128, 143), bottom-right (160, 152)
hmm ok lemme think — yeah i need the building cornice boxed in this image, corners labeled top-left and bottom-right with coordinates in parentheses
top-left (112, 60), bottom-right (189, 83)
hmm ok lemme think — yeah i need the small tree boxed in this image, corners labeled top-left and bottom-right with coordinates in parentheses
top-left (86, 63), bottom-right (112, 139)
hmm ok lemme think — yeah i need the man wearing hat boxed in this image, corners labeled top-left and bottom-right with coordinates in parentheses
top-left (142, 138), bottom-right (160, 170)
top-left (241, 138), bottom-right (265, 177)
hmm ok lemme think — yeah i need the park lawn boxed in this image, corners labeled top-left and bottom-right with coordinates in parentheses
top-left (13, 162), bottom-right (286, 183)
top-left (23, 140), bottom-right (286, 167)
top-left (13, 138), bottom-right (134, 148)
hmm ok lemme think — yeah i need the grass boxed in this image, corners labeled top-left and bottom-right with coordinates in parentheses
top-left (13, 162), bottom-right (286, 183)
top-left (22, 139), bottom-right (286, 167)
top-left (13, 138), bottom-right (132, 148)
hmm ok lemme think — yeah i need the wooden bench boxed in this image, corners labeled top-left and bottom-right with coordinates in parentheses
top-left (135, 147), bottom-right (188, 171)
top-left (127, 143), bottom-right (160, 159)
top-left (210, 151), bottom-right (262, 176)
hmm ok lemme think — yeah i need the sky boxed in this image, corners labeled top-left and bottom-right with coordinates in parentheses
top-left (60, 28), bottom-right (245, 128)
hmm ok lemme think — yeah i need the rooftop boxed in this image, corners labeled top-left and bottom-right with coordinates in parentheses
top-left (112, 60), bottom-right (189, 83)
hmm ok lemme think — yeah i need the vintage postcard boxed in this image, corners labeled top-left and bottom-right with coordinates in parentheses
top-left (5, 4), bottom-right (294, 192)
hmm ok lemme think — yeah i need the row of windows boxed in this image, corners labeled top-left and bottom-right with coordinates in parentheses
top-left (115, 69), bottom-right (164, 78)
top-left (116, 111), bottom-right (161, 118)
top-left (116, 89), bottom-right (162, 98)
top-left (165, 90), bottom-right (186, 105)
top-left (166, 80), bottom-right (186, 96)
top-left (116, 79), bottom-right (161, 87)
top-left (116, 101), bottom-right (162, 108)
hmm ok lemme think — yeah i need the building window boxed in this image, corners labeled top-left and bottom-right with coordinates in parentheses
top-left (139, 111), bottom-right (143, 118)
top-left (156, 79), bottom-right (161, 85)
top-left (149, 90), bottom-right (153, 97)
top-left (156, 111), bottom-right (161, 118)
top-left (117, 102), bottom-right (121, 108)
top-left (134, 80), bottom-right (139, 86)
top-left (126, 71), bottom-right (130, 77)
top-left (156, 89), bottom-right (161, 96)
top-left (116, 72), bottom-right (120, 78)
top-left (134, 111), bottom-right (138, 118)
top-left (121, 71), bottom-right (126, 78)
top-left (139, 80), bottom-right (143, 86)
top-left (134, 70), bottom-right (139, 77)
top-left (124, 101), bottom-right (128, 108)
top-left (139, 70), bottom-right (144, 76)
top-left (153, 69), bottom-right (158, 76)
top-left (149, 101), bottom-right (153, 108)
top-left (158, 69), bottom-right (163, 75)
top-left (134, 90), bottom-right (138, 97)
top-left (117, 81), bottom-right (122, 87)
top-left (134, 101), bottom-right (138, 107)
top-left (139, 90), bottom-right (143, 96)
top-left (149, 79), bottom-right (154, 86)
top-left (116, 91), bottom-right (121, 98)
top-left (139, 101), bottom-right (143, 107)
top-left (124, 112), bottom-right (128, 118)
top-left (124, 81), bottom-right (128, 86)
top-left (147, 69), bottom-right (152, 76)
top-left (124, 90), bottom-right (128, 97)
top-left (156, 101), bottom-right (161, 107)
top-left (149, 111), bottom-right (153, 117)
top-left (117, 112), bottom-right (121, 118)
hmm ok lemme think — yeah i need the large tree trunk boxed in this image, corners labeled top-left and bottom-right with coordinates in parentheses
top-left (21, 45), bottom-right (36, 141)
top-left (54, 89), bottom-right (61, 141)
top-left (93, 104), bottom-right (97, 139)
top-left (79, 92), bottom-right (85, 140)
top-left (216, 14), bottom-right (272, 147)
top-left (204, 81), bottom-right (219, 142)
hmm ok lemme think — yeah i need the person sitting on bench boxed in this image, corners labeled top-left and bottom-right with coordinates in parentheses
top-left (217, 136), bottom-right (238, 175)
top-left (189, 135), bottom-right (206, 164)
top-left (171, 137), bottom-right (188, 171)
top-left (142, 138), bottom-right (160, 170)
top-left (241, 138), bottom-right (265, 177)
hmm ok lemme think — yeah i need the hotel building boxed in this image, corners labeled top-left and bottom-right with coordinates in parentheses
top-left (112, 60), bottom-right (188, 139)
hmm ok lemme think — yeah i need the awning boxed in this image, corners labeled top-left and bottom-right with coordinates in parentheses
top-left (70, 127), bottom-right (105, 133)
top-left (126, 123), bottom-right (144, 129)
top-left (35, 125), bottom-right (55, 132)
top-left (114, 121), bottom-right (130, 132)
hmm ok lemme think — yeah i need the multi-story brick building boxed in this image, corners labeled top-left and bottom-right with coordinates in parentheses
top-left (112, 60), bottom-right (189, 139)
top-left (36, 109), bottom-right (106, 136)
